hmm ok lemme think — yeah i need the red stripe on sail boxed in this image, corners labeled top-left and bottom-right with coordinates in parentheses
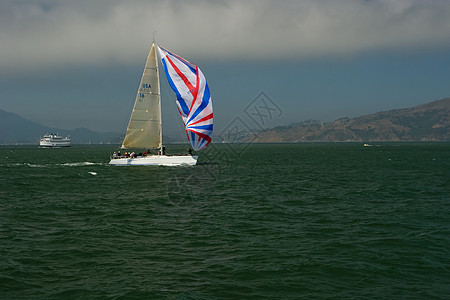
top-left (188, 113), bottom-right (213, 126)
top-left (189, 68), bottom-right (200, 112)
top-left (165, 55), bottom-right (196, 99)
top-left (187, 129), bottom-right (212, 144)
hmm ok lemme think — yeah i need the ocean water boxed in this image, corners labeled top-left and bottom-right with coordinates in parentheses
top-left (0, 143), bottom-right (449, 299)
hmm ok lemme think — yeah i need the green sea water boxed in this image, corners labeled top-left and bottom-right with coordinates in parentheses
top-left (0, 143), bottom-right (449, 299)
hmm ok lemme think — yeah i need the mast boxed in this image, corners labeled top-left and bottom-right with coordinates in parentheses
top-left (155, 42), bottom-right (163, 152)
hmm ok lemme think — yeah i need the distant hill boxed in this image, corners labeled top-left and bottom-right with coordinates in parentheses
top-left (248, 97), bottom-right (450, 142)
top-left (0, 109), bottom-right (121, 145)
top-left (3, 97), bottom-right (449, 145)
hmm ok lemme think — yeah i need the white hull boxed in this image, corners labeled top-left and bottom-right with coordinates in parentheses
top-left (39, 141), bottom-right (71, 147)
top-left (109, 155), bottom-right (198, 166)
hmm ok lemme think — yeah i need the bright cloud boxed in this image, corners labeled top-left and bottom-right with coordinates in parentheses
top-left (1, 0), bottom-right (450, 71)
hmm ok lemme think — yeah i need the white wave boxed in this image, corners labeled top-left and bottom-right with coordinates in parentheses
top-left (6, 162), bottom-right (104, 168)
top-left (27, 163), bottom-right (48, 168)
top-left (8, 163), bottom-right (48, 168)
top-left (61, 162), bottom-right (103, 167)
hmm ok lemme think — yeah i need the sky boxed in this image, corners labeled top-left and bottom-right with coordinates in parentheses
top-left (1, 0), bottom-right (450, 137)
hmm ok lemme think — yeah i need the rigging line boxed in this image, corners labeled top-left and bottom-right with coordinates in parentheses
top-left (120, 75), bottom-right (140, 140)
top-left (116, 90), bottom-right (137, 149)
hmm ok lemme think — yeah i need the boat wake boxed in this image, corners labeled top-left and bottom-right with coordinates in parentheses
top-left (60, 162), bottom-right (104, 167)
top-left (8, 163), bottom-right (49, 168)
top-left (5, 162), bottom-right (105, 168)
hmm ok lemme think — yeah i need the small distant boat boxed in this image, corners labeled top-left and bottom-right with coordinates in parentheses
top-left (109, 41), bottom-right (213, 166)
top-left (39, 134), bottom-right (71, 147)
top-left (363, 143), bottom-right (373, 147)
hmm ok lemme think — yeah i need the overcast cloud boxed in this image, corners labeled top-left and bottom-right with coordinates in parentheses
top-left (1, 0), bottom-right (450, 72)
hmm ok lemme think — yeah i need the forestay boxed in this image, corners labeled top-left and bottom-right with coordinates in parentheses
top-left (158, 46), bottom-right (213, 151)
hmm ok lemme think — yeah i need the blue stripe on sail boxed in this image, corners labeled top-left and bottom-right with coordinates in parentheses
top-left (199, 138), bottom-right (207, 148)
top-left (177, 57), bottom-right (196, 74)
top-left (190, 131), bottom-right (196, 145)
top-left (202, 82), bottom-right (211, 104)
top-left (177, 98), bottom-right (190, 117)
top-left (163, 48), bottom-right (197, 75)
top-left (162, 58), bottom-right (190, 116)
top-left (187, 84), bottom-right (211, 124)
top-left (189, 124), bottom-right (213, 131)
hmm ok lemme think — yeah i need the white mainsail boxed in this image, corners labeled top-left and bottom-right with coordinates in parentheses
top-left (122, 43), bottom-right (162, 149)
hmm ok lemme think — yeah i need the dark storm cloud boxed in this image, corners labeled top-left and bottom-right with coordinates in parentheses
top-left (1, 0), bottom-right (450, 72)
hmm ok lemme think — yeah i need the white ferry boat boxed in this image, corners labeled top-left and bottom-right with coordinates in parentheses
top-left (39, 134), bottom-right (71, 147)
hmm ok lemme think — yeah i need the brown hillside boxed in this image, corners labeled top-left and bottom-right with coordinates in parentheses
top-left (250, 98), bottom-right (450, 142)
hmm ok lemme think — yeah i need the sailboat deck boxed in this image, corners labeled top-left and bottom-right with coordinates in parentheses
top-left (109, 155), bottom-right (198, 166)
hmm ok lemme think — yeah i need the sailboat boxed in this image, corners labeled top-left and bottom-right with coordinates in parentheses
top-left (109, 42), bottom-right (213, 166)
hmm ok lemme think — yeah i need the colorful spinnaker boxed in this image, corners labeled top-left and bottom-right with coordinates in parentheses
top-left (158, 46), bottom-right (213, 151)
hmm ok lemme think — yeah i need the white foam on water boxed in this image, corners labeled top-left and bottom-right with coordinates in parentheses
top-left (8, 163), bottom-right (48, 168)
top-left (61, 162), bottom-right (103, 167)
